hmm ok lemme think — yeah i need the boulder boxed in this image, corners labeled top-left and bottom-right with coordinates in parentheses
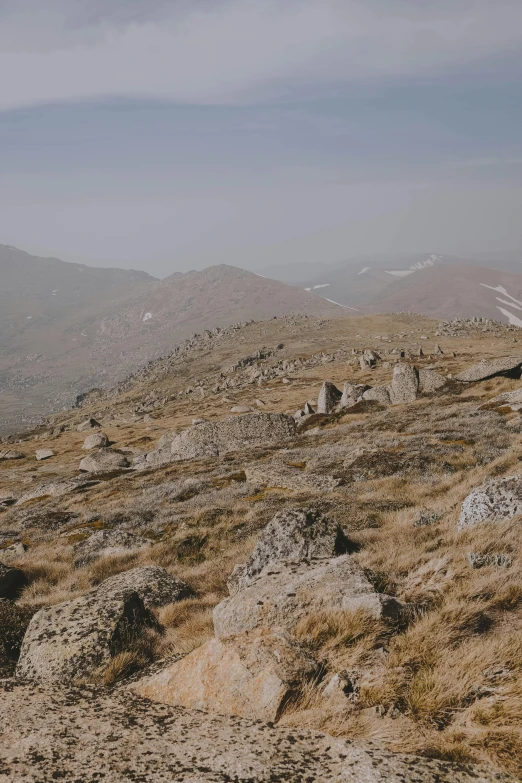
top-left (98, 566), bottom-right (194, 610)
top-left (418, 369), bottom-right (447, 393)
top-left (82, 433), bottom-right (109, 450)
top-left (166, 413), bottom-right (296, 462)
top-left (455, 357), bottom-right (522, 383)
top-left (35, 449), bottom-right (55, 461)
top-left (230, 405), bottom-right (253, 413)
top-left (340, 382), bottom-right (369, 409)
top-left (16, 589), bottom-right (158, 683)
top-left (244, 465), bottom-right (341, 497)
top-left (458, 475), bottom-right (522, 530)
top-left (133, 629), bottom-right (317, 722)
top-left (389, 364), bottom-right (419, 404)
top-left (362, 386), bottom-right (391, 405)
top-left (303, 401), bottom-right (315, 415)
top-left (73, 530), bottom-right (150, 568)
top-left (229, 508), bottom-right (353, 594)
top-left (0, 562), bottom-right (28, 600)
top-left (214, 556), bottom-right (402, 638)
top-left (360, 349), bottom-right (380, 369)
top-left (79, 448), bottom-right (129, 473)
top-left (317, 381), bottom-right (342, 414)
top-left (0, 449), bottom-right (24, 461)
top-left (77, 418), bottom-right (102, 432)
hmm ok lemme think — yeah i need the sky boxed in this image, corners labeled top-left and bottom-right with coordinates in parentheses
top-left (0, 0), bottom-right (522, 278)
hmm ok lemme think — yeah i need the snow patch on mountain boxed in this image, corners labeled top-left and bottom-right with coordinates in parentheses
top-left (497, 307), bottom-right (522, 327)
top-left (313, 284), bottom-right (331, 289)
top-left (358, 267), bottom-right (370, 275)
top-left (385, 270), bottom-right (415, 277)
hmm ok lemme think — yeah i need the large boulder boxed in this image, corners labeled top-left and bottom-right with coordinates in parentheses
top-left (133, 628), bottom-right (317, 722)
top-left (2, 684), bottom-right (510, 783)
top-left (214, 556), bottom-right (402, 639)
top-left (389, 364), bottom-right (419, 404)
top-left (229, 508), bottom-right (353, 594)
top-left (456, 357), bottom-right (522, 383)
top-left (244, 464), bottom-right (341, 496)
top-left (162, 413), bottom-right (296, 462)
top-left (317, 382), bottom-right (342, 414)
top-left (16, 589), bottom-right (158, 683)
top-left (482, 388), bottom-right (522, 412)
top-left (340, 382), bottom-right (369, 409)
top-left (73, 530), bottom-right (150, 568)
top-left (82, 432), bottom-right (109, 450)
top-left (79, 448), bottom-right (129, 473)
top-left (97, 566), bottom-right (194, 610)
top-left (458, 475), bottom-right (522, 530)
top-left (0, 562), bottom-right (28, 600)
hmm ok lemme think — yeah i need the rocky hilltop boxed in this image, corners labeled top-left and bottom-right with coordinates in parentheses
top-left (2, 312), bottom-right (522, 780)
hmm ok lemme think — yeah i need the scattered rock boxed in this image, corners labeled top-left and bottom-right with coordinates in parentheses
top-left (455, 357), bottom-right (522, 383)
top-left (0, 562), bottom-right (28, 600)
top-left (214, 556), bottom-right (402, 638)
top-left (317, 381), bottom-right (342, 414)
top-left (79, 448), bottom-right (130, 473)
top-left (82, 432), bottom-right (109, 450)
top-left (389, 363), bottom-right (419, 404)
top-left (303, 401), bottom-right (315, 414)
top-left (0, 449), bottom-right (24, 461)
top-left (340, 382), bottom-right (368, 409)
top-left (459, 475), bottom-right (522, 530)
top-left (244, 464), bottom-right (341, 497)
top-left (133, 628), bottom-right (318, 722)
top-left (35, 449), bottom-right (55, 461)
top-left (98, 566), bottom-right (194, 610)
top-left (229, 508), bottom-right (353, 593)
top-left (482, 388), bottom-right (522, 411)
top-left (230, 405), bottom-right (253, 413)
top-left (73, 530), bottom-right (150, 567)
top-left (77, 418), bottom-right (102, 432)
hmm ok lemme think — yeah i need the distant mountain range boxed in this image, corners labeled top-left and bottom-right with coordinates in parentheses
top-left (274, 252), bottom-right (522, 324)
top-left (0, 245), bottom-right (344, 433)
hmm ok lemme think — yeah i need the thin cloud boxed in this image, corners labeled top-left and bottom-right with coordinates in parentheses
top-left (0, 0), bottom-right (522, 110)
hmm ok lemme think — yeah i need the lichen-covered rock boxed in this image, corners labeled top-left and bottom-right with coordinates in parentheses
top-left (458, 475), bottom-right (522, 530)
top-left (82, 432), bottom-right (109, 450)
top-left (244, 465), bottom-right (341, 497)
top-left (79, 447), bottom-right (129, 473)
top-left (362, 386), bottom-right (391, 405)
top-left (340, 382), bottom-right (369, 409)
top-left (317, 382), bottom-right (342, 414)
top-left (229, 508), bottom-right (352, 594)
top-left (16, 589), bottom-right (157, 683)
top-left (133, 628), bottom-right (318, 722)
top-left (419, 369), bottom-right (447, 393)
top-left (482, 388), bottom-right (522, 411)
top-left (0, 562), bottom-right (28, 600)
top-left (389, 363), bottom-right (419, 404)
top-left (98, 566), bottom-right (194, 610)
top-left (73, 530), bottom-right (150, 567)
top-left (456, 357), bottom-right (522, 382)
top-left (2, 682), bottom-right (511, 783)
top-left (164, 413), bottom-right (296, 462)
top-left (215, 556), bottom-right (402, 638)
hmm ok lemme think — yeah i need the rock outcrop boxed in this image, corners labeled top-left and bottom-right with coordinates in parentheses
top-left (2, 681), bottom-right (511, 783)
top-left (362, 386), bottom-right (391, 405)
top-left (214, 556), bottom-right (402, 638)
top-left (154, 413), bottom-right (296, 463)
top-left (418, 368), bottom-right (447, 393)
top-left (459, 475), bottom-right (522, 530)
top-left (482, 388), bottom-right (522, 411)
top-left (98, 566), bottom-right (194, 610)
top-left (317, 381), bottom-right (342, 414)
top-left (0, 562), bottom-right (28, 600)
top-left (244, 465), bottom-right (341, 496)
top-left (133, 628), bottom-right (317, 722)
top-left (456, 357), bottom-right (522, 383)
top-left (79, 447), bottom-right (129, 473)
top-left (35, 448), bottom-right (55, 461)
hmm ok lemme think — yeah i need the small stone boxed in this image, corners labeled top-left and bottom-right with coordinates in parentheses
top-left (82, 433), bottom-right (109, 450)
top-left (77, 418), bottom-right (102, 432)
top-left (35, 449), bottom-right (55, 461)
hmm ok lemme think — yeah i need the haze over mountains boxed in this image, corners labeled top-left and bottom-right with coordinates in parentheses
top-left (0, 245), bottom-right (343, 434)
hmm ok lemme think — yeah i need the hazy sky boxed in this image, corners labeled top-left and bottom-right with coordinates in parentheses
top-left (1, 0), bottom-right (522, 277)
